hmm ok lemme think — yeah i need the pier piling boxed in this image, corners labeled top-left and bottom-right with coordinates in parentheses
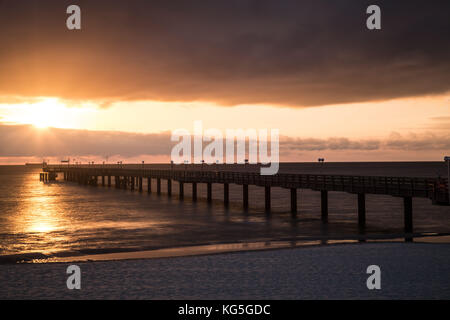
top-left (243, 184), bottom-right (249, 210)
top-left (404, 196), bottom-right (413, 242)
top-left (207, 183), bottom-right (212, 203)
top-left (321, 190), bottom-right (328, 223)
top-left (290, 188), bottom-right (297, 217)
top-left (157, 178), bottom-right (161, 195)
top-left (358, 193), bottom-right (366, 229)
top-left (167, 179), bottom-right (172, 196)
top-left (224, 183), bottom-right (229, 207)
top-left (265, 186), bottom-right (271, 213)
top-left (192, 182), bottom-right (197, 201)
top-left (179, 182), bottom-right (184, 200)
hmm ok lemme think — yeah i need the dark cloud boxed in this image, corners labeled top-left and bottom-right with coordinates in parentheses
top-left (280, 137), bottom-right (380, 151)
top-left (0, 0), bottom-right (449, 107)
top-left (0, 124), bottom-right (172, 157)
top-left (280, 134), bottom-right (450, 153)
top-left (1, 124), bottom-right (448, 158)
top-left (384, 132), bottom-right (450, 151)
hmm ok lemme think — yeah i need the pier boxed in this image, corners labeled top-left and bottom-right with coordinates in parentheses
top-left (42, 164), bottom-right (449, 241)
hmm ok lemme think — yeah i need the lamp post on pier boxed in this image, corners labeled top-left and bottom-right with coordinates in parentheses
top-left (318, 158), bottom-right (325, 173)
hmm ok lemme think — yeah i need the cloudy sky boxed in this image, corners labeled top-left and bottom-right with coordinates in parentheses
top-left (0, 0), bottom-right (449, 163)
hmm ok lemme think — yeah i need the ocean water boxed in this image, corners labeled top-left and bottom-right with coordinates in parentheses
top-left (0, 163), bottom-right (449, 261)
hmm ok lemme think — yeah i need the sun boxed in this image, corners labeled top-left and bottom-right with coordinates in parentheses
top-left (0, 97), bottom-right (95, 129)
top-left (27, 98), bottom-right (65, 128)
top-left (0, 97), bottom-right (65, 129)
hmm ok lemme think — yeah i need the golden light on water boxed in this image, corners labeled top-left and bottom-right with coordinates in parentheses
top-left (28, 221), bottom-right (56, 233)
top-left (4, 172), bottom-right (160, 255)
top-left (21, 193), bottom-right (60, 234)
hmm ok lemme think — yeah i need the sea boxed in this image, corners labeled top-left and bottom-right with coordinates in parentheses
top-left (0, 162), bottom-right (449, 263)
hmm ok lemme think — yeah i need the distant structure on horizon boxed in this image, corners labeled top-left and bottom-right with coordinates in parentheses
top-left (25, 162), bottom-right (46, 168)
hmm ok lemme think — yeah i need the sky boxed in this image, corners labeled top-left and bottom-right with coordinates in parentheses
top-left (0, 0), bottom-right (449, 164)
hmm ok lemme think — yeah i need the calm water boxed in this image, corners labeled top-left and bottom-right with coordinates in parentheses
top-left (0, 163), bottom-right (449, 261)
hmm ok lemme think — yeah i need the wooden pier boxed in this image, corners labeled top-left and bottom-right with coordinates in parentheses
top-left (41, 164), bottom-right (449, 241)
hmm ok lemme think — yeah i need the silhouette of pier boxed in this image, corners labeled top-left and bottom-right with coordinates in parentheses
top-left (42, 164), bottom-right (449, 241)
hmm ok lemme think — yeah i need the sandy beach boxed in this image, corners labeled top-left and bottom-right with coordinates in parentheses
top-left (1, 242), bottom-right (449, 300)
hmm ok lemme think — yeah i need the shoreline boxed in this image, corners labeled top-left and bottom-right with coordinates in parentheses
top-left (2, 232), bottom-right (450, 265)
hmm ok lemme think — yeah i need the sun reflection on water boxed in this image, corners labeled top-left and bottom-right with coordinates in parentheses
top-left (28, 220), bottom-right (57, 233)
top-left (21, 193), bottom-right (61, 234)
top-left (4, 171), bottom-right (71, 254)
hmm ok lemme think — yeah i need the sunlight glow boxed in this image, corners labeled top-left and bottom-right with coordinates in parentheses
top-left (29, 221), bottom-right (55, 233)
top-left (0, 97), bottom-right (98, 129)
top-left (0, 94), bottom-right (449, 138)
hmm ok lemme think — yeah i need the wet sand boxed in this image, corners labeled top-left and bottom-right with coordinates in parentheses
top-left (5, 233), bottom-right (449, 264)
